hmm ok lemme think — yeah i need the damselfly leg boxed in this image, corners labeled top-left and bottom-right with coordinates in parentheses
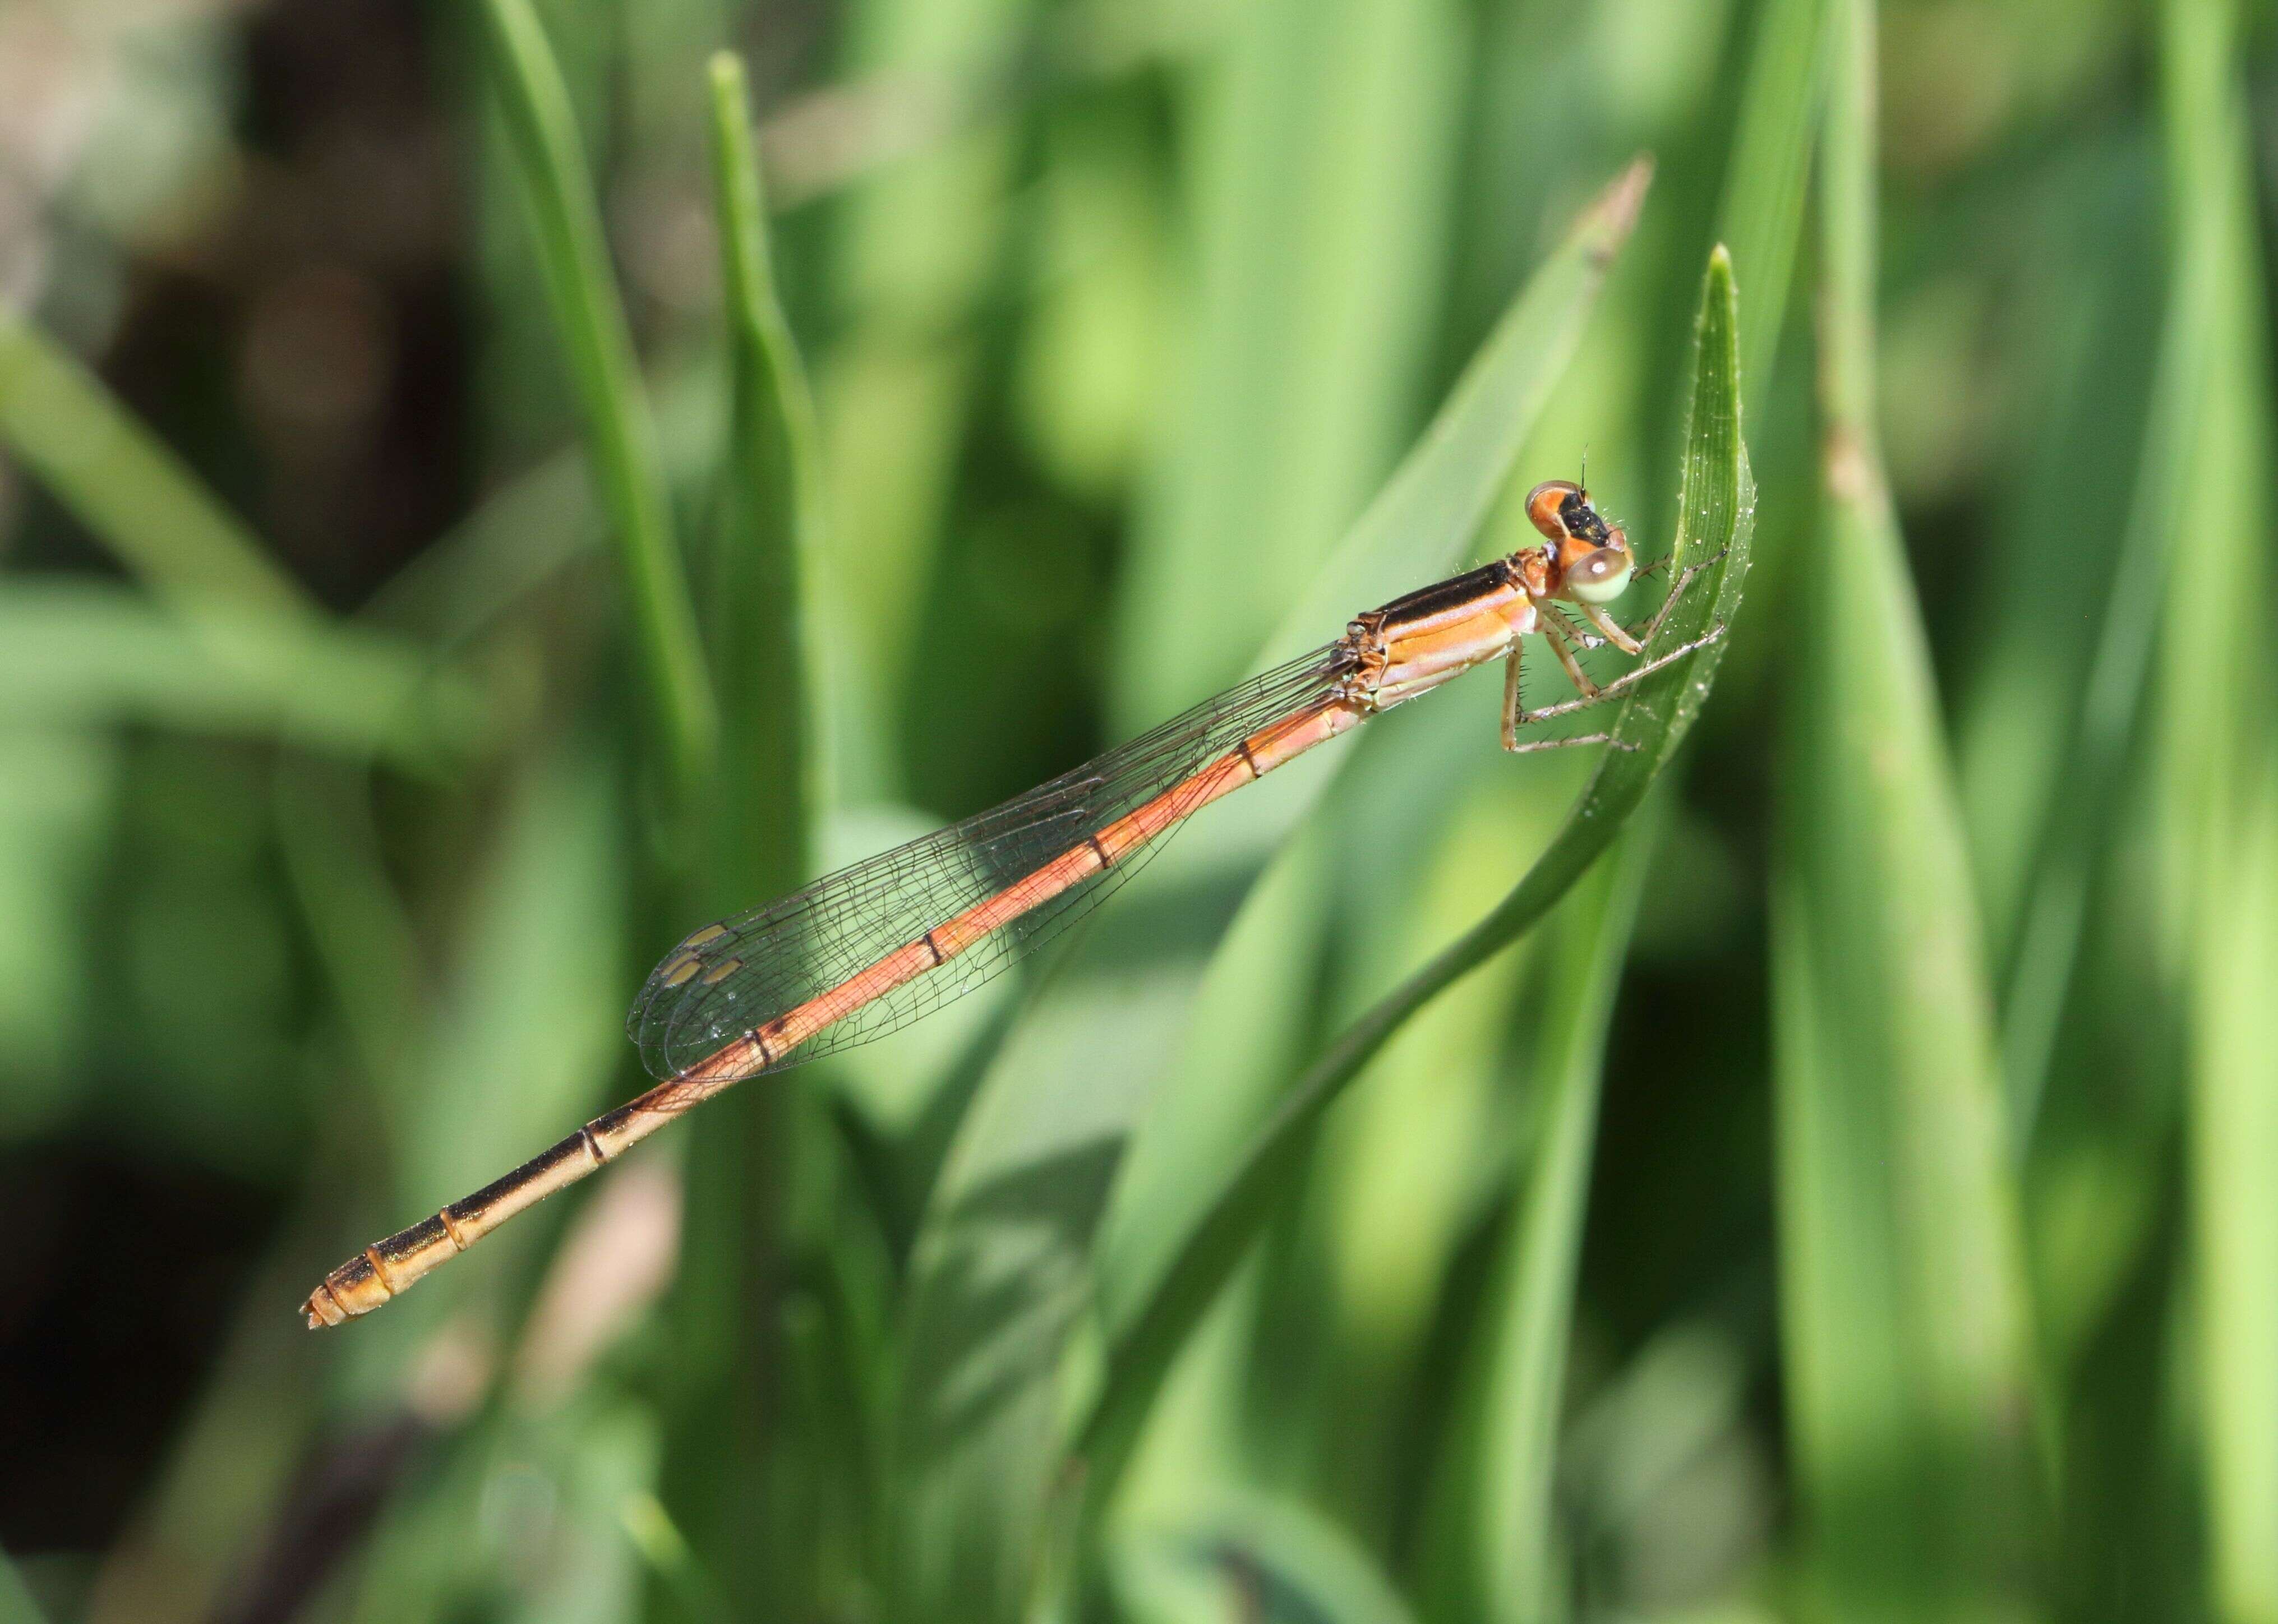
top-left (1499, 541), bottom-right (1724, 754)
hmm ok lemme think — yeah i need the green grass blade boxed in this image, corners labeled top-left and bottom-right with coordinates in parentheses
top-left (1950, 150), bottom-right (2161, 956)
top-left (477, 0), bottom-right (717, 798)
top-left (1076, 244), bottom-right (1751, 1512)
top-left (649, 55), bottom-right (834, 1617)
top-left (1629, 0), bottom-right (1820, 728)
top-left (1714, 0), bottom-right (1829, 422)
top-left (814, 0), bottom-right (1039, 800)
top-left (1423, 813), bottom-right (1659, 1622)
top-left (0, 732), bottom-right (111, 1134)
top-left (0, 314), bottom-right (303, 619)
top-left (0, 312), bottom-right (483, 769)
top-left (1770, 4), bottom-right (2040, 1609)
top-left (1991, 201), bottom-right (2180, 1139)
top-left (0, 581), bottom-right (483, 769)
top-left (2192, 766), bottom-right (2278, 1624)
top-left (700, 50), bottom-right (825, 905)
top-left (0, 312), bottom-right (305, 617)
top-left (2151, 3), bottom-right (2278, 1616)
top-left (882, 165), bottom-right (1652, 1617)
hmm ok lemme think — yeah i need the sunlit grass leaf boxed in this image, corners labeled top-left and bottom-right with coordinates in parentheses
top-left (1769, 502), bottom-right (2040, 1609)
top-left (1677, 0), bottom-right (1825, 727)
top-left (477, 0), bottom-right (716, 799)
top-left (1076, 243), bottom-right (1751, 1522)
top-left (884, 162), bottom-right (1654, 1620)
top-left (2189, 762), bottom-right (2278, 1624)
top-left (1770, 4), bottom-right (2039, 1609)
top-left (2151, 4), bottom-right (2278, 1617)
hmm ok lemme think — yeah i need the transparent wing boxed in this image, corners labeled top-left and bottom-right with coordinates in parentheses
top-left (628, 646), bottom-right (1348, 1079)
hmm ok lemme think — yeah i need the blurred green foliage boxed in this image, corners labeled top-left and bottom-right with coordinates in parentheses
top-left (1, 1), bottom-right (2274, 1622)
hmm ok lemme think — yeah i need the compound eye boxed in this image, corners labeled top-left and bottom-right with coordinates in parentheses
top-left (1566, 546), bottom-right (1634, 605)
top-left (1526, 481), bottom-right (1580, 541)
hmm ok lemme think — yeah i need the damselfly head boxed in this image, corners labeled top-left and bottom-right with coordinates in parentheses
top-left (1524, 479), bottom-right (1635, 605)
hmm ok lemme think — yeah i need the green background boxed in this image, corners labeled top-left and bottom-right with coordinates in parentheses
top-left (0, 0), bottom-right (2271, 1620)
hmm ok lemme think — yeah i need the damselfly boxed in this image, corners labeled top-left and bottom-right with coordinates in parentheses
top-left (303, 480), bottom-right (1719, 1327)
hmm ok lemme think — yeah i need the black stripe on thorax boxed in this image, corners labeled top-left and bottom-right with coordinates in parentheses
top-left (1370, 559), bottom-right (1515, 629)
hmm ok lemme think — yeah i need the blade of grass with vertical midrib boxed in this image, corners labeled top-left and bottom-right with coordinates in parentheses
top-left (477, 0), bottom-right (717, 800)
top-left (700, 49), bottom-right (825, 951)
top-left (651, 54), bottom-right (836, 1621)
top-left (2151, 4), bottom-right (2278, 1618)
top-left (1770, 2), bottom-right (2040, 1612)
top-left (1075, 244), bottom-right (1751, 1526)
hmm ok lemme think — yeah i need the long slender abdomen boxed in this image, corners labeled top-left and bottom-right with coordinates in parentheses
top-left (301, 696), bottom-right (1365, 1326)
